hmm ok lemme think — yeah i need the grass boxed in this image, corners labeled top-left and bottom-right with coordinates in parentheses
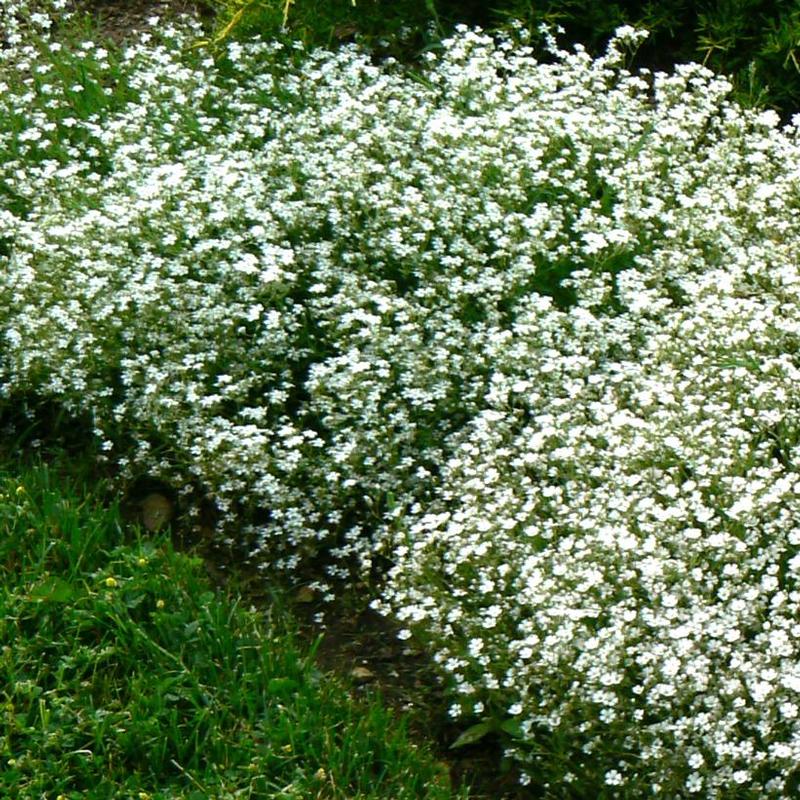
top-left (0, 451), bottom-right (467, 799)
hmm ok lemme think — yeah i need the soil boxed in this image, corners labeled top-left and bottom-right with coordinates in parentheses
top-left (184, 528), bottom-right (534, 800)
top-left (68, 0), bottom-right (216, 44)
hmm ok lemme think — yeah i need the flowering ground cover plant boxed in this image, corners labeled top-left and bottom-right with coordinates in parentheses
top-left (5, 1), bottom-right (800, 796)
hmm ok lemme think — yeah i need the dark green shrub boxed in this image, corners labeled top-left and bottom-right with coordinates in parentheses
top-left (481, 0), bottom-right (800, 119)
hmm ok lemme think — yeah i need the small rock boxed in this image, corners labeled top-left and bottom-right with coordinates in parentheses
top-left (350, 666), bottom-right (375, 684)
top-left (141, 493), bottom-right (174, 532)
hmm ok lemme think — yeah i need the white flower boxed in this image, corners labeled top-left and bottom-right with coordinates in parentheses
top-left (604, 770), bottom-right (623, 786)
top-left (687, 752), bottom-right (705, 770)
top-left (685, 772), bottom-right (703, 793)
top-left (727, 495), bottom-right (755, 519)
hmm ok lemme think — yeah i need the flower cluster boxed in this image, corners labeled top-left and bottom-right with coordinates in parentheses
top-left (4, 2), bottom-right (800, 794)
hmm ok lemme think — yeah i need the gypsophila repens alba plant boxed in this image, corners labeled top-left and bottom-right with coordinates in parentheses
top-left (6, 1), bottom-right (800, 794)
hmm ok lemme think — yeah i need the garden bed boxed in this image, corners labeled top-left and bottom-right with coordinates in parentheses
top-left (5, 1), bottom-right (800, 797)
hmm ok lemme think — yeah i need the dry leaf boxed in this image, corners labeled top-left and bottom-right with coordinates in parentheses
top-left (295, 586), bottom-right (316, 603)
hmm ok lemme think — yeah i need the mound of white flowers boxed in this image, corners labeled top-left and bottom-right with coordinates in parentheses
top-left (4, 2), bottom-right (800, 795)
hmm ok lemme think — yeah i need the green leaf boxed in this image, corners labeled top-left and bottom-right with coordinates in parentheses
top-left (28, 576), bottom-right (76, 603)
top-left (500, 718), bottom-right (525, 739)
top-left (125, 593), bottom-right (146, 610)
top-left (267, 677), bottom-right (300, 697)
top-left (450, 720), bottom-right (494, 749)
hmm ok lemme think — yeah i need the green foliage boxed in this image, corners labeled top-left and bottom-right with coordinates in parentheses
top-left (495, 0), bottom-right (800, 116)
top-left (462, 0), bottom-right (800, 116)
top-left (0, 459), bottom-right (465, 799)
top-left (205, 0), bottom-right (800, 118)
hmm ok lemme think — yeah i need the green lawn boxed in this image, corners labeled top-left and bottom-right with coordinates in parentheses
top-left (0, 454), bottom-right (468, 799)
